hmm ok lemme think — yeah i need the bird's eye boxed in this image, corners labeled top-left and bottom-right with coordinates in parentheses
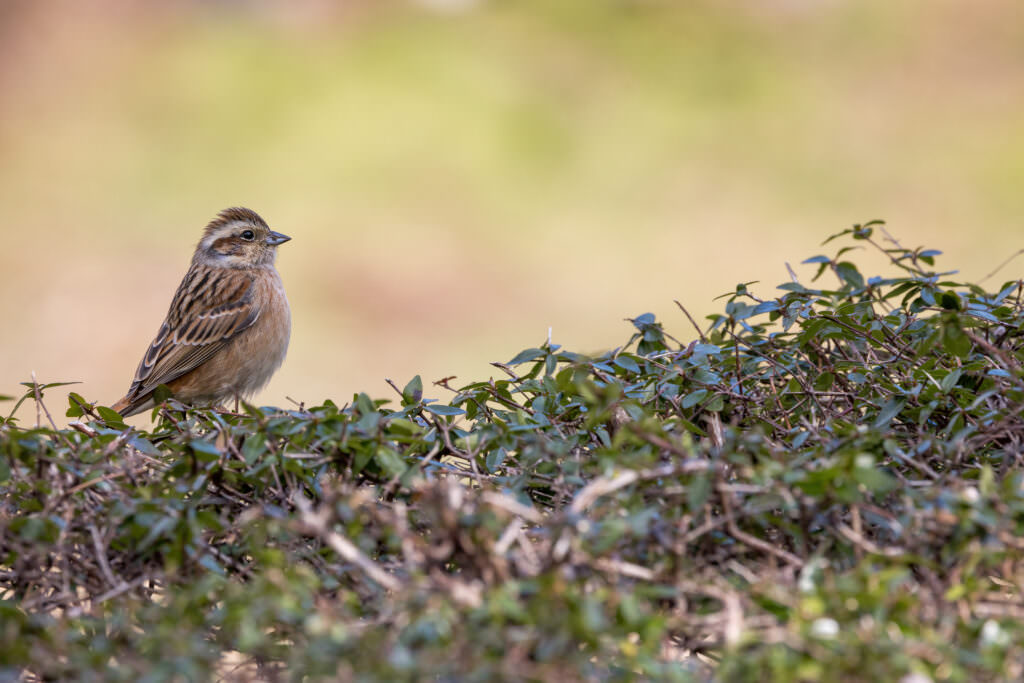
top-left (240, 229), bottom-right (255, 241)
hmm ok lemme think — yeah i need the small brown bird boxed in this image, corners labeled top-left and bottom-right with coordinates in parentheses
top-left (111, 208), bottom-right (291, 417)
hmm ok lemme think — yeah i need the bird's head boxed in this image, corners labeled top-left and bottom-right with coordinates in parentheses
top-left (196, 207), bottom-right (290, 268)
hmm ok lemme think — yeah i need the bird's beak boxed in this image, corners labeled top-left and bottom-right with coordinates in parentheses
top-left (266, 231), bottom-right (291, 247)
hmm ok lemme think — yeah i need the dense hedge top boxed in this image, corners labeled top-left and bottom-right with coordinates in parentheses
top-left (2, 223), bottom-right (1024, 681)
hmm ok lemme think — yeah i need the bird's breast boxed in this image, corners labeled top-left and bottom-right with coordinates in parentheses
top-left (227, 268), bottom-right (291, 397)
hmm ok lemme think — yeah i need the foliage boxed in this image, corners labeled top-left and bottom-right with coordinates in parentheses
top-left (2, 224), bottom-right (1024, 681)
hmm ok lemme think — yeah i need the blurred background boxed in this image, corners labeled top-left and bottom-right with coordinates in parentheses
top-left (1, 0), bottom-right (1022, 421)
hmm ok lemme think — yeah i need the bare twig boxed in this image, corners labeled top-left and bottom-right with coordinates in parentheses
top-left (89, 524), bottom-right (121, 589)
top-left (482, 491), bottom-right (544, 524)
top-left (592, 557), bottom-right (655, 581)
top-left (979, 250), bottom-right (1024, 284)
top-left (835, 522), bottom-right (905, 558)
top-left (720, 485), bottom-right (804, 569)
top-left (674, 300), bottom-right (707, 342)
top-left (292, 494), bottom-right (402, 592)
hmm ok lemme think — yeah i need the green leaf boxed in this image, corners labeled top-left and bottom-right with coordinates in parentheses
top-left (97, 406), bottom-right (126, 427)
top-left (704, 394), bottom-right (725, 412)
top-left (66, 392), bottom-right (90, 418)
top-left (507, 348), bottom-right (545, 365)
top-left (402, 375), bottom-right (423, 405)
top-left (941, 317), bottom-right (972, 358)
top-left (940, 368), bottom-right (963, 393)
top-left (687, 472), bottom-right (711, 513)
top-left (681, 389), bottom-right (708, 409)
top-left (834, 261), bottom-right (864, 289)
top-left (189, 439), bottom-right (222, 461)
top-left (691, 343), bottom-right (721, 356)
top-left (613, 356), bottom-right (641, 374)
top-left (813, 372), bottom-right (835, 392)
top-left (18, 380), bottom-right (81, 390)
top-left (873, 399), bottom-right (905, 428)
top-left (355, 392), bottom-right (377, 415)
top-left (352, 448), bottom-right (373, 475)
top-left (242, 436), bottom-right (267, 464)
top-left (631, 313), bottom-right (656, 328)
top-left (425, 404), bottom-right (465, 417)
top-left (485, 448), bottom-right (508, 473)
top-left (375, 447), bottom-right (407, 477)
top-left (853, 222), bottom-right (878, 239)
top-left (751, 301), bottom-right (780, 315)
top-left (939, 291), bottom-right (961, 311)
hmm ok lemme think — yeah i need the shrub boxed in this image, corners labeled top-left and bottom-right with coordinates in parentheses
top-left (2, 222), bottom-right (1023, 681)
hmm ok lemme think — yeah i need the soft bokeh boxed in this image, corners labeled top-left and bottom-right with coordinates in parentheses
top-left (2, 0), bottom-right (1023, 421)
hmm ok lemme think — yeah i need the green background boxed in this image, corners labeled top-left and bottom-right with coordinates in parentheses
top-left (1, 0), bottom-right (1022, 417)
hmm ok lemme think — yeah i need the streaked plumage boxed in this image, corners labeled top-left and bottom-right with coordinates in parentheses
top-left (111, 208), bottom-right (291, 417)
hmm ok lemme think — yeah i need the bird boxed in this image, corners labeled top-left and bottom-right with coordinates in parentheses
top-left (110, 207), bottom-right (291, 417)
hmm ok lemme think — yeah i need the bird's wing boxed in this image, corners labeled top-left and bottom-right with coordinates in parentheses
top-left (123, 265), bottom-right (260, 401)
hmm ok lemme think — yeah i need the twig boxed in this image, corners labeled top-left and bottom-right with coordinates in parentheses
top-left (674, 300), bottom-right (707, 342)
top-left (677, 579), bottom-right (746, 647)
top-left (30, 372), bottom-right (64, 437)
top-left (592, 557), bottom-right (655, 581)
top-left (835, 522), bottom-right (905, 557)
top-left (494, 519), bottom-right (523, 556)
top-left (433, 416), bottom-right (485, 488)
top-left (61, 466), bottom-right (149, 498)
top-left (979, 250), bottom-right (1024, 284)
top-left (384, 378), bottom-right (404, 399)
top-left (292, 494), bottom-right (402, 592)
top-left (785, 262), bottom-right (801, 284)
top-left (720, 485), bottom-right (804, 569)
top-left (89, 524), bottom-right (121, 589)
top-left (69, 421), bottom-right (98, 437)
top-left (482, 491), bottom-right (544, 524)
top-left (569, 471), bottom-right (638, 515)
top-left (94, 575), bottom-right (149, 605)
